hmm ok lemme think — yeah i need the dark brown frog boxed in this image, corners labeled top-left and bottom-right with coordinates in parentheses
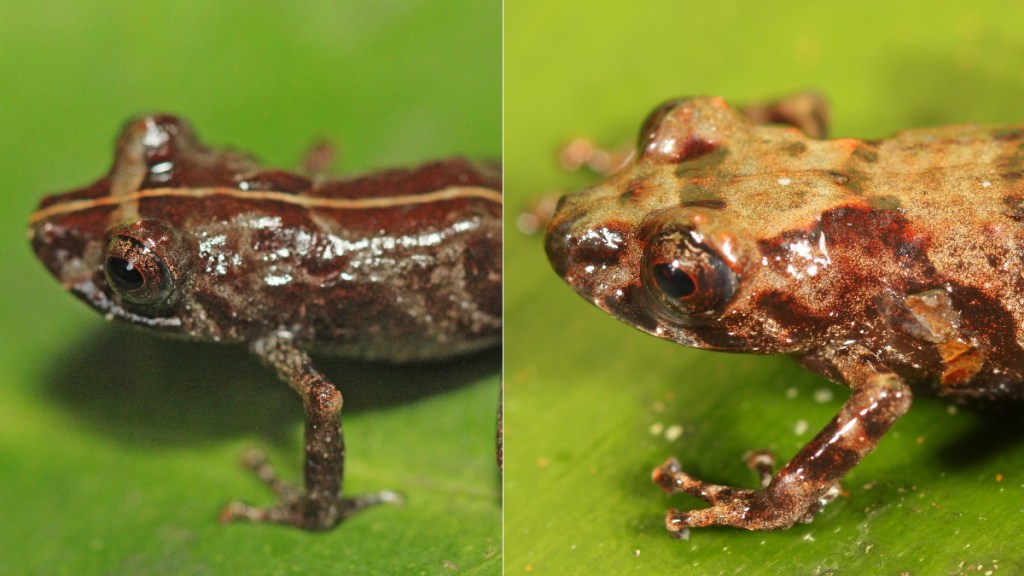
top-left (30, 115), bottom-right (502, 530)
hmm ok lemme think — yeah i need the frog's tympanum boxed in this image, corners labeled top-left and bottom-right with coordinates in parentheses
top-left (546, 94), bottom-right (1024, 536)
top-left (30, 116), bottom-right (501, 531)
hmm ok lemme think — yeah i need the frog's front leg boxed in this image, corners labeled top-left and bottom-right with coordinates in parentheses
top-left (652, 354), bottom-right (912, 535)
top-left (219, 331), bottom-right (401, 531)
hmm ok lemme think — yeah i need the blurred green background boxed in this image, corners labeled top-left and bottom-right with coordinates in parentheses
top-left (505, 1), bottom-right (1024, 574)
top-left (0, 2), bottom-right (500, 575)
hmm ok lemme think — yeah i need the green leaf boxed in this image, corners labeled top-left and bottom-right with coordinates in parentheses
top-left (1, 2), bottom-right (500, 574)
top-left (505, 1), bottom-right (1024, 574)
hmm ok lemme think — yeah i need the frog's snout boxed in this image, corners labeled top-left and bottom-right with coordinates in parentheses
top-left (546, 190), bottom-right (599, 279)
top-left (28, 219), bottom-right (64, 283)
top-left (544, 210), bottom-right (573, 278)
top-left (28, 210), bottom-right (105, 292)
top-left (545, 200), bottom-right (632, 302)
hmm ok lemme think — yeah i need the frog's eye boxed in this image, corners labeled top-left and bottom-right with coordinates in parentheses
top-left (643, 229), bottom-right (737, 318)
top-left (105, 236), bottom-right (174, 305)
top-left (103, 219), bottom-right (189, 309)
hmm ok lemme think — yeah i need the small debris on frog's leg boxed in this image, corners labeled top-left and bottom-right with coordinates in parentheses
top-left (220, 331), bottom-right (402, 531)
top-left (653, 359), bottom-right (910, 534)
top-left (653, 456), bottom-right (753, 504)
top-left (739, 92), bottom-right (830, 139)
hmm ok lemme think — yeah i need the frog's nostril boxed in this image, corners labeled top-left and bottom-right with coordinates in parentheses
top-left (28, 220), bottom-right (56, 254)
top-left (546, 216), bottom-right (630, 284)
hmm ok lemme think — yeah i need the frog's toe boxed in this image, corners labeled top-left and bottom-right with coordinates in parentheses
top-left (219, 448), bottom-right (402, 530)
top-left (652, 457), bottom-right (750, 505)
top-left (340, 490), bottom-right (405, 517)
top-left (664, 490), bottom-right (828, 532)
top-left (664, 497), bottom-right (761, 533)
top-left (218, 499), bottom-right (294, 525)
top-left (654, 453), bottom-right (837, 533)
top-left (744, 450), bottom-right (776, 488)
top-left (219, 491), bottom-right (403, 530)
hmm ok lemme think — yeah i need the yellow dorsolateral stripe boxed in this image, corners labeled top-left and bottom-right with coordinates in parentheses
top-left (29, 185), bottom-right (503, 224)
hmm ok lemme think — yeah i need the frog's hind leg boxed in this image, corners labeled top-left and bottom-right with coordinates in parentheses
top-left (219, 331), bottom-right (402, 531)
top-left (653, 452), bottom-right (841, 538)
top-left (652, 357), bottom-right (911, 536)
top-left (652, 457), bottom-right (753, 505)
top-left (652, 451), bottom-right (780, 539)
top-left (302, 140), bottom-right (337, 186)
top-left (739, 92), bottom-right (830, 139)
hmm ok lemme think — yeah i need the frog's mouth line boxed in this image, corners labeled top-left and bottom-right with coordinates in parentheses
top-left (71, 278), bottom-right (182, 329)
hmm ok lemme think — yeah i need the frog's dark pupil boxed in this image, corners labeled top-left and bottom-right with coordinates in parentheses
top-left (106, 256), bottom-right (144, 292)
top-left (654, 262), bottom-right (697, 300)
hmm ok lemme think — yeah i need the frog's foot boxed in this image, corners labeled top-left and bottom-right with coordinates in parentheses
top-left (652, 454), bottom-right (840, 537)
top-left (739, 92), bottom-right (830, 138)
top-left (302, 140), bottom-right (337, 184)
top-left (219, 449), bottom-right (403, 531)
top-left (559, 137), bottom-right (634, 175)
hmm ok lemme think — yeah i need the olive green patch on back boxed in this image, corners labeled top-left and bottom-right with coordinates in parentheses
top-left (678, 182), bottom-right (722, 206)
top-left (869, 195), bottom-right (903, 211)
top-left (784, 141), bottom-right (808, 156)
top-left (674, 147), bottom-right (729, 178)
top-left (776, 188), bottom-right (809, 212)
top-left (618, 178), bottom-right (648, 204)
top-left (852, 144), bottom-right (879, 164)
top-left (679, 198), bottom-right (727, 210)
top-left (1001, 193), bottom-right (1024, 222)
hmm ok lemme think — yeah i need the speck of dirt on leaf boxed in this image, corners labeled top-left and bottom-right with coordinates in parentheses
top-left (794, 419), bottom-right (809, 435)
